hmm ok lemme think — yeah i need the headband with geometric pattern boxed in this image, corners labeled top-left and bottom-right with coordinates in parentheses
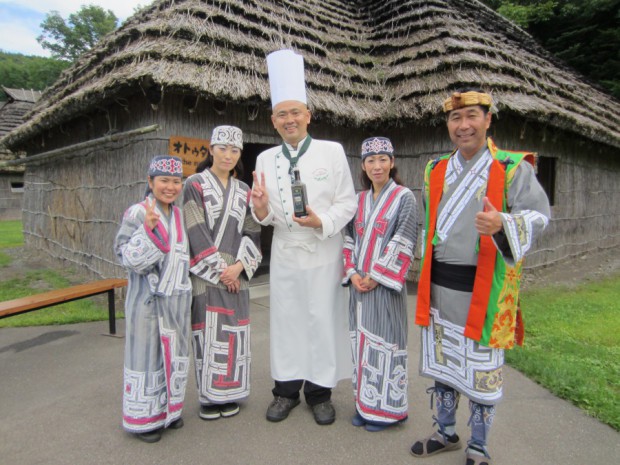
top-left (210, 125), bottom-right (243, 149)
top-left (361, 137), bottom-right (394, 160)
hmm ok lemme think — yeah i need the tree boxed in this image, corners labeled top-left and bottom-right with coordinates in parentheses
top-left (480, 0), bottom-right (620, 99)
top-left (0, 51), bottom-right (70, 100)
top-left (37, 5), bottom-right (118, 62)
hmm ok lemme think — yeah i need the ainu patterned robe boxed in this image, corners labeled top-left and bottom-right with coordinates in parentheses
top-left (183, 169), bottom-right (262, 405)
top-left (342, 179), bottom-right (418, 424)
top-left (115, 197), bottom-right (192, 433)
top-left (418, 141), bottom-right (550, 405)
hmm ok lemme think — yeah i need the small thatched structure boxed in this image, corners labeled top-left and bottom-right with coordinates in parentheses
top-left (0, 87), bottom-right (41, 220)
top-left (0, 87), bottom-right (42, 138)
top-left (1, 0), bottom-right (618, 278)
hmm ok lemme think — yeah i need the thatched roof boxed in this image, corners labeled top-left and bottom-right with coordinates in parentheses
top-left (2, 0), bottom-right (619, 149)
top-left (2, 87), bottom-right (42, 103)
top-left (0, 87), bottom-right (42, 138)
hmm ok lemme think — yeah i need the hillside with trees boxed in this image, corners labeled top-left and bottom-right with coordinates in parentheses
top-left (0, 52), bottom-right (69, 101)
top-left (481, 0), bottom-right (620, 99)
top-left (1, 5), bottom-right (119, 101)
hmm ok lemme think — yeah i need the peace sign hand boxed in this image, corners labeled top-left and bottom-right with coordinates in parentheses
top-left (144, 197), bottom-right (160, 230)
top-left (251, 171), bottom-right (269, 220)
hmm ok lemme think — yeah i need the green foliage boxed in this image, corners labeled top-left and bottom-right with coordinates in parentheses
top-left (37, 5), bottom-right (118, 62)
top-left (506, 275), bottom-right (620, 430)
top-left (496, 1), bottom-right (557, 27)
top-left (480, 0), bottom-right (620, 99)
top-left (0, 52), bottom-right (69, 99)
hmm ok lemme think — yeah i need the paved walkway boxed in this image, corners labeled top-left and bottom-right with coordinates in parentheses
top-left (1, 286), bottom-right (618, 465)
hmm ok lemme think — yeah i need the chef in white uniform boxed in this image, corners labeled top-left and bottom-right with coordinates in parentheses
top-left (251, 49), bottom-right (357, 425)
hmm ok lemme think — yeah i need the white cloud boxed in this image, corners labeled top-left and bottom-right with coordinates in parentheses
top-left (4, 0), bottom-right (148, 21)
top-left (0, 21), bottom-right (48, 56)
top-left (0, 0), bottom-right (149, 56)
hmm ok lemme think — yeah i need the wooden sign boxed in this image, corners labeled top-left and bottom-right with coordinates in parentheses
top-left (168, 136), bottom-right (210, 176)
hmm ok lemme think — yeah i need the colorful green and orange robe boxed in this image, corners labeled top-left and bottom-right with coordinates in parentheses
top-left (415, 138), bottom-right (550, 404)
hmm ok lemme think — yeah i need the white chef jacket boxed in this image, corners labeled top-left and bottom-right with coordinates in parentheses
top-left (252, 137), bottom-right (357, 387)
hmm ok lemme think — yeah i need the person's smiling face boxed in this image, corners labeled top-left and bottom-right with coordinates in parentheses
top-left (271, 100), bottom-right (311, 146)
top-left (362, 154), bottom-right (394, 191)
top-left (446, 106), bottom-right (491, 159)
top-left (148, 176), bottom-right (182, 205)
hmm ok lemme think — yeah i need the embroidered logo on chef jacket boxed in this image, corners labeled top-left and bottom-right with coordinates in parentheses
top-left (312, 168), bottom-right (329, 181)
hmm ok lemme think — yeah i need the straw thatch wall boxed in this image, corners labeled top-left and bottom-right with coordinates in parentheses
top-left (0, 88), bottom-right (40, 219)
top-left (18, 91), bottom-right (620, 280)
top-left (2, 0), bottom-right (619, 279)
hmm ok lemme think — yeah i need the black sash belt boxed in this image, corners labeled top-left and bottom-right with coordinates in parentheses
top-left (431, 259), bottom-right (477, 292)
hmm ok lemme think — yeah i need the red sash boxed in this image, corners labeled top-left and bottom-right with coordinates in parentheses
top-left (415, 158), bottom-right (448, 326)
top-left (415, 157), bottom-right (507, 343)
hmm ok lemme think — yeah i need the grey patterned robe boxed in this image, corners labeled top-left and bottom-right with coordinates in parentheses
top-left (183, 169), bottom-right (262, 405)
top-left (114, 197), bottom-right (192, 433)
top-left (343, 179), bottom-right (419, 424)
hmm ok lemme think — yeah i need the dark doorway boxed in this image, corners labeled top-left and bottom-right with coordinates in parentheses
top-left (536, 155), bottom-right (556, 206)
top-left (241, 143), bottom-right (274, 275)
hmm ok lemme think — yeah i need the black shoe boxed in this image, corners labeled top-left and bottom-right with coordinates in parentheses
top-left (199, 404), bottom-right (221, 420)
top-left (134, 429), bottom-right (162, 443)
top-left (220, 402), bottom-right (240, 418)
top-left (266, 396), bottom-right (301, 422)
top-left (311, 400), bottom-right (335, 425)
top-left (168, 417), bottom-right (184, 429)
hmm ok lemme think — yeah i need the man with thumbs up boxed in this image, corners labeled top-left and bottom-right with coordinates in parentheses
top-left (410, 89), bottom-right (551, 465)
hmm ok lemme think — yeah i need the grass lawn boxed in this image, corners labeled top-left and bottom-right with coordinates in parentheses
top-left (0, 220), bottom-right (23, 266)
top-left (0, 220), bottom-right (122, 327)
top-left (507, 274), bottom-right (620, 431)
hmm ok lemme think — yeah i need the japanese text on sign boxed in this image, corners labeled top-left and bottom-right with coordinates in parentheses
top-left (168, 136), bottom-right (210, 177)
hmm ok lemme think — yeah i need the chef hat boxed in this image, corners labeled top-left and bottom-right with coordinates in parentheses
top-left (267, 49), bottom-right (307, 108)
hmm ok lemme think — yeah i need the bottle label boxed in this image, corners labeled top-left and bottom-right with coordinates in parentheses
top-left (292, 187), bottom-right (307, 216)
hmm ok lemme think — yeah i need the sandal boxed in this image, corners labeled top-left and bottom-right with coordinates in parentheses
top-left (465, 447), bottom-right (492, 465)
top-left (410, 431), bottom-right (461, 457)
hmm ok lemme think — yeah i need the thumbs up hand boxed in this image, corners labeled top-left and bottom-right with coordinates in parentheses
top-left (475, 196), bottom-right (503, 235)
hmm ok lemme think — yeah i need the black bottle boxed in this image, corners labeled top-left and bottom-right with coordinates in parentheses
top-left (291, 167), bottom-right (308, 217)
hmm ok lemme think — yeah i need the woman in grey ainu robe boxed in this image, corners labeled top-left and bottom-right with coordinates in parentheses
top-left (115, 196), bottom-right (192, 434)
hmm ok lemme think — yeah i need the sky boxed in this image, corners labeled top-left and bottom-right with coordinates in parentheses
top-left (0, 0), bottom-right (149, 57)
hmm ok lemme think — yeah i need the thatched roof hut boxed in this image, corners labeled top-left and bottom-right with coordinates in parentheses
top-left (0, 87), bottom-right (40, 219)
top-left (1, 0), bottom-right (618, 278)
top-left (0, 87), bottom-right (42, 139)
top-left (3, 0), bottom-right (619, 148)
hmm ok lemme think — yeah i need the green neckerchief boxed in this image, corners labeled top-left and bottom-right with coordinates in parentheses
top-left (282, 135), bottom-right (313, 181)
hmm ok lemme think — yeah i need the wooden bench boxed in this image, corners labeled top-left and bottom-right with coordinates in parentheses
top-left (0, 278), bottom-right (128, 335)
